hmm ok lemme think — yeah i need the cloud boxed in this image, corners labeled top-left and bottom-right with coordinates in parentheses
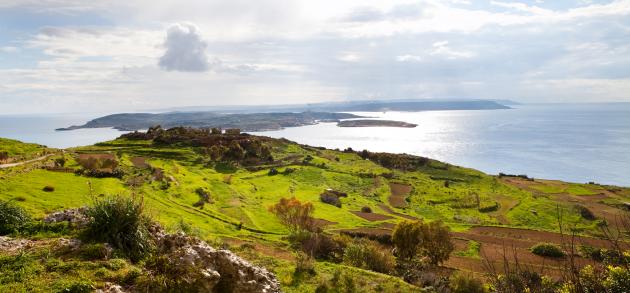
top-left (0, 46), bottom-right (19, 53)
top-left (429, 41), bottom-right (474, 59)
top-left (158, 22), bottom-right (210, 72)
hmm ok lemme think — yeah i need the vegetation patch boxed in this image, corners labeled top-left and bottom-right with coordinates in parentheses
top-left (530, 243), bottom-right (565, 258)
top-left (82, 195), bottom-right (155, 262)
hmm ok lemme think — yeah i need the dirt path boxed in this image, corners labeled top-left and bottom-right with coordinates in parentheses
top-left (0, 154), bottom-right (54, 169)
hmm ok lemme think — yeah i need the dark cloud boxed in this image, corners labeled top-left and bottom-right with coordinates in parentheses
top-left (158, 22), bottom-right (210, 72)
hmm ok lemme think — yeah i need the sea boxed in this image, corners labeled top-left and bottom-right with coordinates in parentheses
top-left (1, 103), bottom-right (629, 186)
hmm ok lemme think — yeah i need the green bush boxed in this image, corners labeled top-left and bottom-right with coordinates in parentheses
top-left (392, 220), bottom-right (423, 261)
top-left (530, 243), bottom-right (564, 258)
top-left (0, 200), bottom-right (31, 235)
top-left (450, 273), bottom-right (486, 293)
top-left (343, 239), bottom-right (395, 274)
top-left (83, 195), bottom-right (154, 262)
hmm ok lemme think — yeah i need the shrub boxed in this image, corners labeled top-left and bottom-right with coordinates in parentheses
top-left (320, 193), bottom-right (341, 207)
top-left (420, 220), bottom-right (454, 265)
top-left (343, 239), bottom-right (395, 274)
top-left (530, 243), bottom-right (564, 258)
top-left (360, 206), bottom-right (372, 213)
top-left (478, 202), bottom-right (499, 213)
top-left (83, 195), bottom-right (154, 262)
top-left (42, 185), bottom-right (55, 192)
top-left (0, 200), bottom-right (31, 235)
top-left (269, 197), bottom-right (316, 234)
top-left (575, 204), bottom-right (596, 220)
top-left (450, 273), bottom-right (486, 293)
top-left (603, 265), bottom-right (630, 293)
top-left (392, 220), bottom-right (423, 261)
top-left (299, 233), bottom-right (347, 261)
top-left (294, 251), bottom-right (316, 275)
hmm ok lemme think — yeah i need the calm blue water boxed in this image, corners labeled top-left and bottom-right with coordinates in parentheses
top-left (254, 103), bottom-right (630, 186)
top-left (0, 113), bottom-right (128, 149)
top-left (1, 103), bottom-right (629, 186)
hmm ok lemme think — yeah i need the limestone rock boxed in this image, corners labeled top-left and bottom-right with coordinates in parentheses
top-left (156, 232), bottom-right (281, 293)
top-left (44, 207), bottom-right (89, 227)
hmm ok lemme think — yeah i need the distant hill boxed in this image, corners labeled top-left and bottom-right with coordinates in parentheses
top-left (58, 100), bottom-right (509, 132)
top-left (57, 112), bottom-right (363, 132)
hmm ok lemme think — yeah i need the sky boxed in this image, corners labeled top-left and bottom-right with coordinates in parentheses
top-left (1, 0), bottom-right (629, 114)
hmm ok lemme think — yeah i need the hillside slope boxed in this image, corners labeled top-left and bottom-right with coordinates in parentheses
top-left (1, 131), bottom-right (628, 292)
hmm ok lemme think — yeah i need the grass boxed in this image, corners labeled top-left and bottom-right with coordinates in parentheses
top-left (1, 135), bottom-right (629, 292)
top-left (455, 240), bottom-right (481, 259)
top-left (0, 138), bottom-right (49, 161)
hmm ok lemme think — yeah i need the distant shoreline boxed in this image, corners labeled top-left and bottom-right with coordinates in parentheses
top-left (337, 119), bottom-right (417, 128)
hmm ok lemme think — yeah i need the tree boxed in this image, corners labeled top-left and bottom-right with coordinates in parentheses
top-left (420, 220), bottom-right (454, 265)
top-left (208, 145), bottom-right (226, 161)
top-left (269, 197), bottom-right (315, 234)
top-left (392, 220), bottom-right (423, 261)
top-left (224, 141), bottom-right (245, 161)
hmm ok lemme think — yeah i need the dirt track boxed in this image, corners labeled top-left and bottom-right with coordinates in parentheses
top-left (0, 154), bottom-right (54, 169)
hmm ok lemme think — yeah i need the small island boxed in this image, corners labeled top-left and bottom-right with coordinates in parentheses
top-left (337, 119), bottom-right (417, 128)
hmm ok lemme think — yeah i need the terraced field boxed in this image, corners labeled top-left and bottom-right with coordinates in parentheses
top-left (1, 134), bottom-right (629, 292)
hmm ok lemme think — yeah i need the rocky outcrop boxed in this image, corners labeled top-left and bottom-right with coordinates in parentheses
top-left (0, 236), bottom-right (34, 252)
top-left (97, 283), bottom-right (127, 293)
top-left (44, 207), bottom-right (89, 227)
top-left (45, 208), bottom-right (281, 293)
top-left (155, 232), bottom-right (281, 293)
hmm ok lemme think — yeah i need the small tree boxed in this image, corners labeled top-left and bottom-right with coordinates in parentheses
top-left (392, 220), bottom-right (423, 261)
top-left (0, 151), bottom-right (9, 162)
top-left (269, 197), bottom-right (315, 234)
top-left (224, 141), bottom-right (245, 161)
top-left (208, 145), bottom-right (226, 161)
top-left (54, 157), bottom-right (66, 167)
top-left (420, 220), bottom-right (454, 265)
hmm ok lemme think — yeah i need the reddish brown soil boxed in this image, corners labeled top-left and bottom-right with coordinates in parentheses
top-left (377, 203), bottom-right (418, 220)
top-left (313, 218), bottom-right (338, 228)
top-left (339, 227), bottom-right (392, 237)
top-left (77, 153), bottom-right (115, 161)
top-left (389, 182), bottom-right (412, 208)
top-left (446, 225), bottom-right (623, 278)
top-left (351, 211), bottom-right (393, 221)
top-left (130, 156), bottom-right (149, 168)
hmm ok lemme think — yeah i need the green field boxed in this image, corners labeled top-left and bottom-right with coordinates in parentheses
top-left (0, 138), bottom-right (50, 162)
top-left (1, 135), bottom-right (629, 292)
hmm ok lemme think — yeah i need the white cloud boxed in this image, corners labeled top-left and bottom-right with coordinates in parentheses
top-left (0, 46), bottom-right (19, 53)
top-left (158, 22), bottom-right (210, 72)
top-left (429, 41), bottom-right (474, 59)
top-left (396, 54), bottom-right (422, 62)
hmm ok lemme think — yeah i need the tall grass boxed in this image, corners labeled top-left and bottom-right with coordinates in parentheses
top-left (83, 195), bottom-right (154, 262)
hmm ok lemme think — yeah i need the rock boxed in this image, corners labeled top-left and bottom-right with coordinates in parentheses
top-left (156, 232), bottom-right (281, 293)
top-left (97, 282), bottom-right (126, 293)
top-left (44, 207), bottom-right (89, 227)
top-left (0, 236), bottom-right (34, 252)
top-left (57, 238), bottom-right (82, 250)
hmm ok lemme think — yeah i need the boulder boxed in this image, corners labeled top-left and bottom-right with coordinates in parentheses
top-left (156, 232), bottom-right (281, 293)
